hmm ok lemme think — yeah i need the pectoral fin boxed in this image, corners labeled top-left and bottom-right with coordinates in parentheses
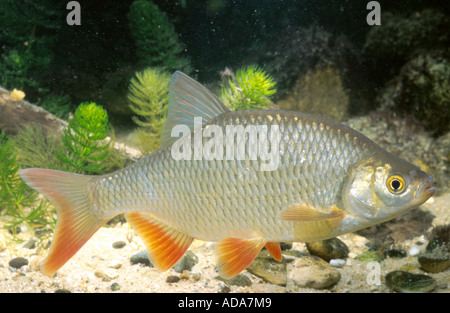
top-left (278, 204), bottom-right (345, 222)
top-left (216, 237), bottom-right (266, 279)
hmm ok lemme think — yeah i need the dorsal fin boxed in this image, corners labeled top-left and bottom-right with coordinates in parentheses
top-left (160, 71), bottom-right (230, 146)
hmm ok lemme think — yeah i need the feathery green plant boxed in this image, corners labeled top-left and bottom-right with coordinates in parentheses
top-left (12, 124), bottom-right (70, 171)
top-left (57, 102), bottom-right (111, 174)
top-left (220, 65), bottom-right (277, 111)
top-left (127, 0), bottom-right (191, 73)
top-left (0, 131), bottom-right (53, 237)
top-left (128, 68), bottom-right (170, 153)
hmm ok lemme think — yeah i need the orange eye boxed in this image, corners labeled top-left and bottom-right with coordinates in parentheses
top-left (387, 175), bottom-right (405, 194)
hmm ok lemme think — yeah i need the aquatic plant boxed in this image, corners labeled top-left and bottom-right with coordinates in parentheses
top-left (12, 125), bottom-right (69, 171)
top-left (127, 0), bottom-right (191, 73)
top-left (128, 68), bottom-right (170, 153)
top-left (0, 131), bottom-right (53, 237)
top-left (37, 94), bottom-right (73, 120)
top-left (57, 102), bottom-right (111, 174)
top-left (220, 65), bottom-right (277, 111)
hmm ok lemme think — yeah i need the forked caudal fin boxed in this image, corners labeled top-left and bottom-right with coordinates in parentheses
top-left (19, 168), bottom-right (106, 276)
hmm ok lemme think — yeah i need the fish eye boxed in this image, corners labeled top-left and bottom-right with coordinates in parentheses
top-left (386, 175), bottom-right (406, 194)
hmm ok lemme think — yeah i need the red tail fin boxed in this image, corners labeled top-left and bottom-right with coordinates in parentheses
top-left (19, 168), bottom-right (106, 276)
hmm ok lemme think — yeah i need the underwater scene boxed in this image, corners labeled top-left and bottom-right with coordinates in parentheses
top-left (0, 0), bottom-right (449, 295)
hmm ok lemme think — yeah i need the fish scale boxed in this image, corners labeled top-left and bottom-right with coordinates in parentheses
top-left (91, 110), bottom-right (368, 242)
top-left (19, 71), bottom-right (435, 278)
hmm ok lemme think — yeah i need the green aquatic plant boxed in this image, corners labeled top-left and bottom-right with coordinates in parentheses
top-left (57, 102), bottom-right (111, 174)
top-left (12, 124), bottom-right (69, 171)
top-left (127, 0), bottom-right (191, 73)
top-left (37, 94), bottom-right (73, 120)
top-left (128, 68), bottom-right (170, 153)
top-left (0, 131), bottom-right (53, 237)
top-left (220, 65), bottom-right (277, 111)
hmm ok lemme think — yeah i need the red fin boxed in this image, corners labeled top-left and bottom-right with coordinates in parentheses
top-left (19, 168), bottom-right (104, 276)
top-left (216, 237), bottom-right (266, 279)
top-left (125, 213), bottom-right (193, 272)
top-left (279, 204), bottom-right (345, 222)
top-left (265, 242), bottom-right (282, 262)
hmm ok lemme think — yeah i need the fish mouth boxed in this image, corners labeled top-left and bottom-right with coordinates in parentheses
top-left (419, 176), bottom-right (436, 199)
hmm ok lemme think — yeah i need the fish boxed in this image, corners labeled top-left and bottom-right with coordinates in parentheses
top-left (19, 71), bottom-right (436, 279)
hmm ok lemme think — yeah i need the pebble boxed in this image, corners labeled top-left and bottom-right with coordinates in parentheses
top-left (216, 274), bottom-right (252, 287)
top-left (172, 250), bottom-right (198, 273)
top-left (110, 282), bottom-right (120, 291)
top-left (130, 251), bottom-right (152, 266)
top-left (383, 249), bottom-right (407, 259)
top-left (385, 270), bottom-right (437, 293)
top-left (108, 260), bottom-right (122, 269)
top-left (288, 256), bottom-right (341, 289)
top-left (306, 238), bottom-right (349, 262)
top-left (112, 241), bottom-right (126, 249)
top-left (409, 245), bottom-right (423, 256)
top-left (329, 259), bottom-right (346, 268)
top-left (9, 257), bottom-right (28, 269)
top-left (22, 239), bottom-right (37, 249)
top-left (166, 275), bottom-right (181, 283)
top-left (218, 285), bottom-right (231, 293)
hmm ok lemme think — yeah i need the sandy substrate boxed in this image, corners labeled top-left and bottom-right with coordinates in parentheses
top-left (0, 193), bottom-right (448, 293)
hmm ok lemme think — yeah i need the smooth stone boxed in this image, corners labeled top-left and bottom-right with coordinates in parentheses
top-left (329, 258), bottom-right (346, 268)
top-left (383, 249), bottom-right (407, 259)
top-left (110, 282), bottom-right (120, 291)
top-left (385, 270), bottom-right (437, 293)
top-left (9, 257), bottom-right (28, 269)
top-left (306, 238), bottom-right (349, 262)
top-left (112, 241), bottom-right (126, 249)
top-left (288, 256), bottom-right (341, 289)
top-left (215, 274), bottom-right (252, 287)
top-left (22, 239), bottom-right (37, 249)
top-left (172, 250), bottom-right (198, 273)
top-left (166, 275), bottom-right (181, 283)
top-left (130, 250), bottom-right (152, 267)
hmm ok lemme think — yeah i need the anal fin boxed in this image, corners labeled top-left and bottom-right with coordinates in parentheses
top-left (217, 237), bottom-right (266, 279)
top-left (125, 213), bottom-right (193, 272)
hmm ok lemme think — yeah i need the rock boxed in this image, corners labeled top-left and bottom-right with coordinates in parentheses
top-left (355, 250), bottom-right (384, 263)
top-left (110, 282), bottom-right (121, 291)
top-left (172, 250), bottom-right (198, 273)
top-left (218, 285), bottom-right (231, 293)
top-left (130, 250), bottom-right (152, 267)
top-left (329, 259), bottom-right (346, 268)
top-left (418, 224), bottom-right (450, 273)
top-left (385, 271), bottom-right (437, 293)
top-left (108, 260), bottom-right (122, 269)
top-left (288, 256), bottom-right (341, 289)
top-left (383, 249), bottom-right (407, 259)
top-left (112, 241), bottom-right (126, 249)
top-left (9, 257), bottom-right (28, 269)
top-left (409, 245), bottom-right (423, 257)
top-left (22, 239), bottom-right (37, 249)
top-left (55, 289), bottom-right (71, 293)
top-left (306, 238), bottom-right (349, 262)
top-left (166, 275), bottom-right (181, 283)
top-left (216, 274), bottom-right (252, 287)
top-left (246, 250), bottom-right (287, 286)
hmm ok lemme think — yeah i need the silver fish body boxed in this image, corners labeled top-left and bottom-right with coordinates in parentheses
top-left (19, 71), bottom-right (435, 278)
